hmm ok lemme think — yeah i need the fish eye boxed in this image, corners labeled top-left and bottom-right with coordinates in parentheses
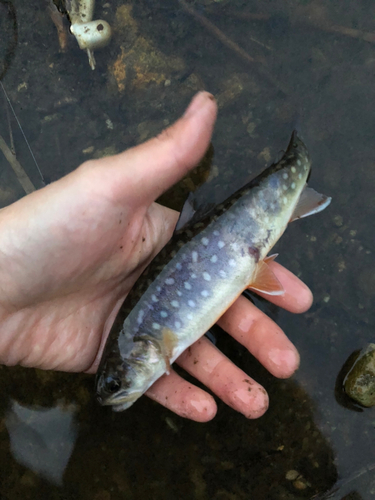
top-left (104, 376), bottom-right (121, 393)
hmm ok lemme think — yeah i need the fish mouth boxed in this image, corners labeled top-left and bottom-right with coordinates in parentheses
top-left (97, 390), bottom-right (143, 410)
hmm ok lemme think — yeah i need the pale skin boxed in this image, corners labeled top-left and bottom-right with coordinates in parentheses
top-left (0, 92), bottom-right (312, 422)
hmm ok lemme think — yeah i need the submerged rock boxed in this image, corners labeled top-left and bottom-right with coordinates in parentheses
top-left (344, 343), bottom-right (375, 407)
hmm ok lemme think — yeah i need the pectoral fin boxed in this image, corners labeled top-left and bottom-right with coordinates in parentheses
top-left (175, 192), bottom-right (216, 232)
top-left (248, 260), bottom-right (284, 296)
top-left (175, 192), bottom-right (196, 232)
top-left (290, 187), bottom-right (332, 222)
top-left (134, 331), bottom-right (175, 375)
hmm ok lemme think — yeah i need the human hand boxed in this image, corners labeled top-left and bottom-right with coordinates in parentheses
top-left (0, 92), bottom-right (312, 421)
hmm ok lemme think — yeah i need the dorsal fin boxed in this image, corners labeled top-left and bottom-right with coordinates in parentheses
top-left (175, 192), bottom-right (196, 232)
top-left (175, 192), bottom-right (215, 232)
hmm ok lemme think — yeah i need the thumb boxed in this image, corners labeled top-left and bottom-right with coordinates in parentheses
top-left (91, 91), bottom-right (217, 205)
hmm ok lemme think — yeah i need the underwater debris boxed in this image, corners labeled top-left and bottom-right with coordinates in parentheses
top-left (67, 0), bottom-right (112, 70)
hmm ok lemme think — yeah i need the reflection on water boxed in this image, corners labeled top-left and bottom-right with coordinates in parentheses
top-left (5, 401), bottom-right (78, 486)
top-left (1, 0), bottom-right (375, 498)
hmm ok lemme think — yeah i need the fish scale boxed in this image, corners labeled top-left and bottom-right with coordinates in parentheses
top-left (96, 131), bottom-right (331, 411)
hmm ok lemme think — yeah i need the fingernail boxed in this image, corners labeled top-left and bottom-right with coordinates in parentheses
top-left (268, 348), bottom-right (300, 377)
top-left (245, 388), bottom-right (269, 419)
top-left (183, 91), bottom-right (215, 119)
top-left (189, 394), bottom-right (217, 422)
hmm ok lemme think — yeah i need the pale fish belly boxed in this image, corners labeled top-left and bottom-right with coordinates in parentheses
top-left (126, 211), bottom-right (263, 362)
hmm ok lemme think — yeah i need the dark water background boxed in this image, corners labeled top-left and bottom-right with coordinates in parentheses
top-left (0, 0), bottom-right (374, 498)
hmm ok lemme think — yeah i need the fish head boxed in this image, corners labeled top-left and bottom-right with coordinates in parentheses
top-left (96, 335), bottom-right (165, 411)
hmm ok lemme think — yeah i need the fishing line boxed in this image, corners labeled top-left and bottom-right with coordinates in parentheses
top-left (0, 81), bottom-right (46, 185)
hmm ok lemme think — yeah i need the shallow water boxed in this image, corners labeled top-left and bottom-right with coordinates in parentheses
top-left (0, 0), bottom-right (375, 498)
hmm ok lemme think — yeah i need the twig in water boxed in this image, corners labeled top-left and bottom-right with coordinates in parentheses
top-left (207, 9), bottom-right (272, 50)
top-left (179, 0), bottom-right (259, 65)
top-left (0, 134), bottom-right (36, 194)
top-left (216, 7), bottom-right (375, 45)
top-left (317, 23), bottom-right (375, 44)
top-left (178, 0), bottom-right (289, 95)
top-left (47, 0), bottom-right (69, 52)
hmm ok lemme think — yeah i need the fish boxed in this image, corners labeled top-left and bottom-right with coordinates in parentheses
top-left (96, 131), bottom-right (331, 411)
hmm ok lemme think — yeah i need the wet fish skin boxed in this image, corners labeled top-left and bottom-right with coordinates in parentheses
top-left (96, 132), bottom-right (331, 411)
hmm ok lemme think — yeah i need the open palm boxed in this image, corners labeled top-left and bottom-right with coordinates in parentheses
top-left (0, 93), bottom-right (312, 421)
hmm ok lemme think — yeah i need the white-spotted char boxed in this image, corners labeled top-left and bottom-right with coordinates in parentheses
top-left (96, 132), bottom-right (331, 411)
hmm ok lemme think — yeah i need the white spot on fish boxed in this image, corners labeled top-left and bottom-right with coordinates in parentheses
top-left (165, 278), bottom-right (175, 285)
top-left (291, 182), bottom-right (296, 189)
top-left (219, 270), bottom-right (227, 278)
top-left (184, 282), bottom-right (192, 290)
top-left (176, 263), bottom-right (182, 271)
top-left (177, 290), bottom-right (182, 297)
top-left (283, 197), bottom-right (288, 204)
top-left (210, 255), bottom-right (218, 263)
top-left (201, 290), bottom-right (209, 297)
top-left (297, 159), bottom-right (301, 166)
top-left (192, 251), bottom-right (198, 263)
top-left (291, 166), bottom-right (296, 173)
top-left (188, 300), bottom-right (196, 308)
top-left (152, 323), bottom-right (160, 330)
top-left (151, 295), bottom-right (158, 303)
top-left (203, 272), bottom-right (211, 281)
top-left (218, 241), bottom-right (225, 249)
top-left (160, 311), bottom-right (168, 318)
top-left (137, 310), bottom-right (144, 324)
top-left (298, 173), bottom-right (302, 179)
top-left (191, 273), bottom-right (197, 279)
top-left (229, 259), bottom-right (236, 267)
top-left (282, 173), bottom-right (288, 179)
top-left (171, 300), bottom-right (179, 308)
top-left (156, 286), bottom-right (161, 292)
top-left (201, 237), bottom-right (209, 246)
top-left (175, 321), bottom-right (181, 329)
top-left (282, 185), bottom-right (288, 191)
top-left (187, 313), bottom-right (193, 320)
top-left (213, 230), bottom-right (220, 236)
top-left (230, 242), bottom-right (239, 251)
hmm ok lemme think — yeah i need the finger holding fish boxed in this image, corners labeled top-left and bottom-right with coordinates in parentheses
top-left (177, 337), bottom-right (269, 419)
top-left (217, 263), bottom-right (313, 379)
top-left (218, 295), bottom-right (300, 379)
top-left (146, 367), bottom-right (217, 422)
